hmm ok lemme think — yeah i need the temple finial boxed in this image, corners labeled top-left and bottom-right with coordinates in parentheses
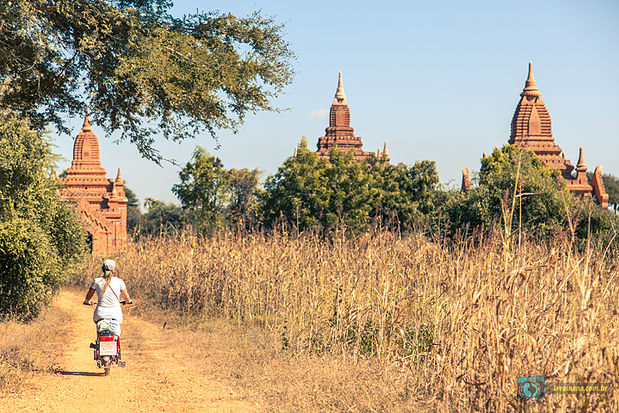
top-left (383, 141), bottom-right (390, 159)
top-left (333, 72), bottom-right (347, 105)
top-left (82, 106), bottom-right (92, 130)
top-left (522, 61), bottom-right (541, 97)
top-left (577, 147), bottom-right (587, 171)
top-left (115, 167), bottom-right (124, 183)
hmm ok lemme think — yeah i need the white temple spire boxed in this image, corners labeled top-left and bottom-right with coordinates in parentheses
top-left (332, 72), bottom-right (347, 105)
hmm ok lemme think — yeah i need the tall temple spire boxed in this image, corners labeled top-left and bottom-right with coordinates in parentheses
top-left (315, 72), bottom-right (375, 161)
top-left (60, 110), bottom-right (128, 255)
top-left (509, 62), bottom-right (554, 152)
top-left (333, 72), bottom-right (347, 105)
top-left (325, 72), bottom-right (354, 137)
top-left (70, 106), bottom-right (103, 169)
top-left (505, 62), bottom-right (609, 208)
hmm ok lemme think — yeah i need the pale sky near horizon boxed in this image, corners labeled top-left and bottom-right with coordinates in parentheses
top-left (51, 0), bottom-right (619, 208)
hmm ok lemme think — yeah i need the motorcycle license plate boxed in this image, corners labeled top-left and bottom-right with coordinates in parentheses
top-left (99, 341), bottom-right (117, 356)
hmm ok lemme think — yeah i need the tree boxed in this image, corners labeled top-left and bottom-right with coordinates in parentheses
top-left (124, 186), bottom-right (141, 234)
top-left (436, 145), bottom-right (576, 238)
top-left (140, 197), bottom-right (188, 235)
top-left (261, 138), bottom-right (330, 230)
top-left (173, 147), bottom-right (229, 229)
top-left (227, 167), bottom-right (261, 227)
top-left (0, 0), bottom-right (295, 161)
top-left (603, 174), bottom-right (619, 212)
top-left (322, 149), bottom-right (377, 231)
top-left (0, 113), bottom-right (86, 318)
top-left (574, 199), bottom-right (619, 248)
top-left (371, 159), bottom-right (439, 229)
top-left (172, 147), bottom-right (261, 230)
top-left (261, 138), bottom-right (440, 233)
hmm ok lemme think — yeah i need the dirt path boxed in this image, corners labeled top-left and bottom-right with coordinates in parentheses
top-left (1, 290), bottom-right (255, 412)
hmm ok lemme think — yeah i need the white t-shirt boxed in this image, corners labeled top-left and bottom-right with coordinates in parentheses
top-left (90, 276), bottom-right (127, 323)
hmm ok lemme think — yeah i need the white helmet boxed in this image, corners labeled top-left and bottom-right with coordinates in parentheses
top-left (102, 259), bottom-right (116, 272)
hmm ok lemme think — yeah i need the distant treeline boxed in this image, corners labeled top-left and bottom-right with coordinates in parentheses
top-left (129, 139), bottom-right (619, 248)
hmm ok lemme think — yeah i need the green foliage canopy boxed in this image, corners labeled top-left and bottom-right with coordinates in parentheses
top-left (0, 218), bottom-right (58, 318)
top-left (371, 159), bottom-right (439, 228)
top-left (0, 114), bottom-right (86, 318)
top-left (435, 145), bottom-right (619, 245)
top-left (139, 197), bottom-right (188, 235)
top-left (124, 185), bottom-right (141, 234)
top-left (602, 174), bottom-right (619, 208)
top-left (261, 138), bottom-right (329, 230)
top-left (436, 145), bottom-right (573, 237)
top-left (172, 147), bottom-right (261, 230)
top-left (261, 138), bottom-right (439, 232)
top-left (0, 0), bottom-right (295, 161)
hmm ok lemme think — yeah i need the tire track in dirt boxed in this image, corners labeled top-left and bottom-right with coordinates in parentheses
top-left (1, 290), bottom-right (255, 412)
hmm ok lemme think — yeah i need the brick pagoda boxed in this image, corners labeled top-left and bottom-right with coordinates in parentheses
top-left (314, 72), bottom-right (387, 162)
top-left (59, 109), bottom-right (128, 255)
top-left (508, 62), bottom-right (608, 207)
top-left (463, 63), bottom-right (609, 209)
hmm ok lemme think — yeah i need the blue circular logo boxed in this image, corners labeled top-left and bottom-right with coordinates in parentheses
top-left (520, 379), bottom-right (541, 399)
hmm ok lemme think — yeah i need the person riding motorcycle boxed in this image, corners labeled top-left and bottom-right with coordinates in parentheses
top-left (83, 259), bottom-right (133, 335)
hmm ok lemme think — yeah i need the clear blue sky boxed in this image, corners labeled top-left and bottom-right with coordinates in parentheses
top-left (52, 0), bottom-right (619, 207)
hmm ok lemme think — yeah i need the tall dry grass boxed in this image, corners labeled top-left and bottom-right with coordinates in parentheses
top-left (73, 229), bottom-right (618, 411)
top-left (0, 304), bottom-right (71, 393)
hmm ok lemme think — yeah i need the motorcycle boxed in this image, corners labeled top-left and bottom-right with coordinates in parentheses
top-left (84, 301), bottom-right (130, 376)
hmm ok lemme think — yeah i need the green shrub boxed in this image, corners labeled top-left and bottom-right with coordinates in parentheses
top-left (0, 113), bottom-right (86, 318)
top-left (0, 219), bottom-right (59, 319)
top-left (435, 145), bottom-right (573, 238)
top-left (575, 199), bottom-right (619, 249)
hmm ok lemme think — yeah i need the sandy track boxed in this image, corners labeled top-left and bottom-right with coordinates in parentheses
top-left (1, 290), bottom-right (255, 412)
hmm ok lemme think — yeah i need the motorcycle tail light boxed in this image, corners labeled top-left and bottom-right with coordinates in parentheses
top-left (99, 336), bottom-right (115, 341)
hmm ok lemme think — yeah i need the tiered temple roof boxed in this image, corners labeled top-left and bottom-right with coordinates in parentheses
top-left (462, 63), bottom-right (608, 208)
top-left (509, 62), bottom-right (565, 169)
top-left (59, 108), bottom-right (128, 255)
top-left (315, 73), bottom-right (385, 162)
top-left (507, 62), bottom-right (608, 207)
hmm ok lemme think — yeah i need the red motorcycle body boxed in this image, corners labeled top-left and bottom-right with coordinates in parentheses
top-left (92, 326), bottom-right (125, 375)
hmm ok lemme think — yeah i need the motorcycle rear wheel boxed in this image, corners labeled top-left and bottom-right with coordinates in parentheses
top-left (102, 356), bottom-right (111, 376)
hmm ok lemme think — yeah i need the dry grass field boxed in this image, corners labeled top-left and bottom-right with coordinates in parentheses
top-left (0, 303), bottom-right (71, 394)
top-left (66, 229), bottom-right (618, 412)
